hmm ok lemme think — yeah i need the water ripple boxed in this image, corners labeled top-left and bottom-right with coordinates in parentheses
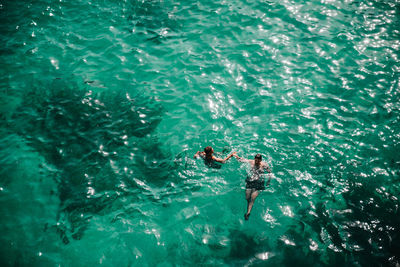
top-left (1, 0), bottom-right (400, 266)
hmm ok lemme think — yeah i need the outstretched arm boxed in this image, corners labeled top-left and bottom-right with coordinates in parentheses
top-left (213, 152), bottom-right (235, 163)
top-left (193, 151), bottom-right (203, 159)
top-left (266, 175), bottom-right (272, 186)
top-left (233, 152), bottom-right (251, 163)
top-left (264, 165), bottom-right (272, 173)
top-left (264, 163), bottom-right (272, 186)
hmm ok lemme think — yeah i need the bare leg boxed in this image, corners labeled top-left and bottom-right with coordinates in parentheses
top-left (244, 189), bottom-right (259, 220)
top-left (247, 190), bottom-right (259, 215)
top-left (244, 189), bottom-right (251, 220)
top-left (245, 189), bottom-right (252, 203)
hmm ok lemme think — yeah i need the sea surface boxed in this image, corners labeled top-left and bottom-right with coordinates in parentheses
top-left (1, 0), bottom-right (399, 266)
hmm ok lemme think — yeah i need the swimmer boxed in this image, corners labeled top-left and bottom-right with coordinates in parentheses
top-left (233, 152), bottom-right (271, 220)
top-left (194, 146), bottom-right (235, 168)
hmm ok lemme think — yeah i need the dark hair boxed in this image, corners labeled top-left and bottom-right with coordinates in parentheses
top-left (204, 146), bottom-right (213, 154)
top-left (255, 154), bottom-right (262, 160)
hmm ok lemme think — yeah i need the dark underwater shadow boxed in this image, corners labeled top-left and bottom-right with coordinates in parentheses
top-left (338, 170), bottom-right (400, 267)
top-left (228, 229), bottom-right (262, 259)
top-left (291, 160), bottom-right (400, 267)
top-left (6, 78), bottom-right (181, 244)
top-left (222, 228), bottom-right (282, 266)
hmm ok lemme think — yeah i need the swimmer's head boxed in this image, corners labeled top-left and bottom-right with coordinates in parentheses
top-left (254, 154), bottom-right (262, 164)
top-left (204, 146), bottom-right (213, 155)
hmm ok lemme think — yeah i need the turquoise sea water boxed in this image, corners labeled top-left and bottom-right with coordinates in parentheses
top-left (1, 0), bottom-right (400, 266)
